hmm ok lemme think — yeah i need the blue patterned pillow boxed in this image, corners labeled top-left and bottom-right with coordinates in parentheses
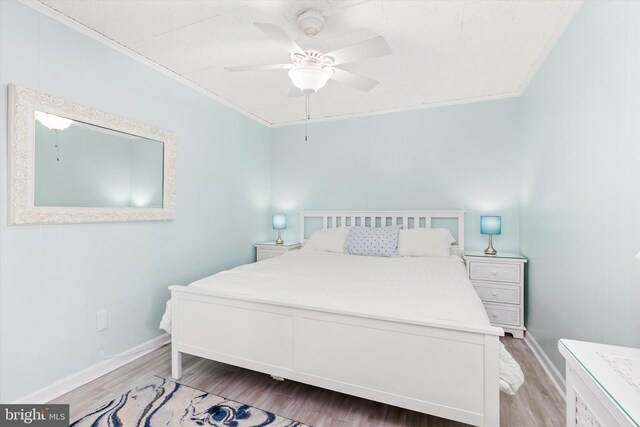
top-left (344, 226), bottom-right (402, 257)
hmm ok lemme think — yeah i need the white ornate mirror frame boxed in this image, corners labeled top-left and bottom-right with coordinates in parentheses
top-left (7, 84), bottom-right (176, 225)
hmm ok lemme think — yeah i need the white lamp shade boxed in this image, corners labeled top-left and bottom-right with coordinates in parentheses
top-left (635, 251), bottom-right (640, 260)
top-left (288, 66), bottom-right (332, 93)
top-left (35, 111), bottom-right (73, 131)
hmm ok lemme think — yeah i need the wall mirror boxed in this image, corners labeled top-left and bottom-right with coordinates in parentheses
top-left (8, 84), bottom-right (176, 224)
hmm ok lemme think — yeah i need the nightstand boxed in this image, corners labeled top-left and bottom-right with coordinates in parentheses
top-left (255, 242), bottom-right (301, 262)
top-left (464, 251), bottom-right (527, 339)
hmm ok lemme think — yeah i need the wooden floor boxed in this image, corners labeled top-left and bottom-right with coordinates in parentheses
top-left (51, 336), bottom-right (565, 426)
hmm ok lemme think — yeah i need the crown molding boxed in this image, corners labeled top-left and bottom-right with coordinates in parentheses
top-left (269, 91), bottom-right (520, 127)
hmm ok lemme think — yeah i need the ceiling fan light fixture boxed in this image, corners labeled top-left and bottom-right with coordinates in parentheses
top-left (288, 66), bottom-right (332, 93)
top-left (35, 111), bottom-right (73, 131)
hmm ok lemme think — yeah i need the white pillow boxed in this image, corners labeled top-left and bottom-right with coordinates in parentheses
top-left (304, 227), bottom-right (351, 253)
top-left (398, 228), bottom-right (455, 257)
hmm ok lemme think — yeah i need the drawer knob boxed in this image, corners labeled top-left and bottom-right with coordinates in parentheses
top-left (492, 312), bottom-right (498, 318)
top-left (491, 291), bottom-right (498, 296)
top-left (491, 269), bottom-right (498, 275)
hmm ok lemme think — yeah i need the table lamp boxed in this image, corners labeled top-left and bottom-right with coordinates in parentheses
top-left (272, 214), bottom-right (286, 245)
top-left (480, 216), bottom-right (501, 256)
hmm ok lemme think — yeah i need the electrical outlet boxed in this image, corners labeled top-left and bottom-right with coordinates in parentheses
top-left (96, 310), bottom-right (109, 332)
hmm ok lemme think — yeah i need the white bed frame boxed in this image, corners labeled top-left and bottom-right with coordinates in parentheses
top-left (169, 211), bottom-right (504, 426)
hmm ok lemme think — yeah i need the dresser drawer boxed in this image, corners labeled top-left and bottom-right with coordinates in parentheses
top-left (473, 282), bottom-right (520, 304)
top-left (483, 303), bottom-right (520, 326)
top-left (469, 262), bottom-right (520, 283)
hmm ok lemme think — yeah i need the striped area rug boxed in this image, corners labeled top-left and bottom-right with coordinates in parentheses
top-left (71, 376), bottom-right (309, 427)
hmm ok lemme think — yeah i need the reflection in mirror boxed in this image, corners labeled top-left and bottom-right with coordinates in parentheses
top-left (34, 111), bottom-right (164, 208)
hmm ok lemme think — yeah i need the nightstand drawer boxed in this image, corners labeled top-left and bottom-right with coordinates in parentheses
top-left (257, 250), bottom-right (281, 262)
top-left (473, 282), bottom-right (520, 305)
top-left (469, 262), bottom-right (520, 283)
top-left (255, 243), bottom-right (301, 262)
top-left (484, 303), bottom-right (520, 326)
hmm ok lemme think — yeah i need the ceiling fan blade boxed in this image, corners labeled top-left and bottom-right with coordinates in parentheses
top-left (287, 87), bottom-right (304, 97)
top-left (225, 64), bottom-right (292, 72)
top-left (323, 36), bottom-right (392, 66)
top-left (254, 22), bottom-right (306, 55)
top-left (330, 67), bottom-right (379, 92)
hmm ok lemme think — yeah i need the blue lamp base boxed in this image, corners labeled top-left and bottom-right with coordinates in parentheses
top-left (484, 234), bottom-right (497, 256)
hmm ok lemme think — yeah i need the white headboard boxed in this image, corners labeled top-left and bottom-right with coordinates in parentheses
top-left (299, 210), bottom-right (465, 255)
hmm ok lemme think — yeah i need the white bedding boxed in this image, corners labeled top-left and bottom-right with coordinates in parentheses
top-left (160, 248), bottom-right (524, 394)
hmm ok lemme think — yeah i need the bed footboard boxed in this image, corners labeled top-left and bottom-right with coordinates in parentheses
top-left (170, 286), bottom-right (502, 427)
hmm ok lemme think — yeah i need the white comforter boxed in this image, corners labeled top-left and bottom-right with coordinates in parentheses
top-left (160, 249), bottom-right (524, 394)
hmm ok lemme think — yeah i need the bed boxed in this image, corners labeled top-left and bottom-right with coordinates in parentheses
top-left (166, 211), bottom-right (516, 426)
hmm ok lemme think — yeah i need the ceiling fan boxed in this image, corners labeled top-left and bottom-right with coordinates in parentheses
top-left (225, 9), bottom-right (392, 96)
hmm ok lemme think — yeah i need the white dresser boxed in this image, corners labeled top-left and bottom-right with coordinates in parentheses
top-left (255, 242), bottom-right (301, 262)
top-left (559, 339), bottom-right (639, 427)
top-left (464, 251), bottom-right (527, 339)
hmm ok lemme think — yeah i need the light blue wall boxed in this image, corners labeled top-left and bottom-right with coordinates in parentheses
top-left (271, 99), bottom-right (522, 252)
top-left (0, 1), bottom-right (271, 402)
top-left (520, 0), bottom-right (640, 375)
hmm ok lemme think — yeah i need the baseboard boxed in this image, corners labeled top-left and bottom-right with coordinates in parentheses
top-left (11, 333), bottom-right (171, 404)
top-left (524, 332), bottom-right (566, 398)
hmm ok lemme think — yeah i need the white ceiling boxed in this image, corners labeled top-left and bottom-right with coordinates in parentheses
top-left (34, 0), bottom-right (583, 127)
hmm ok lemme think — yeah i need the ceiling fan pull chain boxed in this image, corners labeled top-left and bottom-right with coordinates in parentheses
top-left (305, 92), bottom-right (310, 142)
top-left (55, 129), bottom-right (60, 161)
